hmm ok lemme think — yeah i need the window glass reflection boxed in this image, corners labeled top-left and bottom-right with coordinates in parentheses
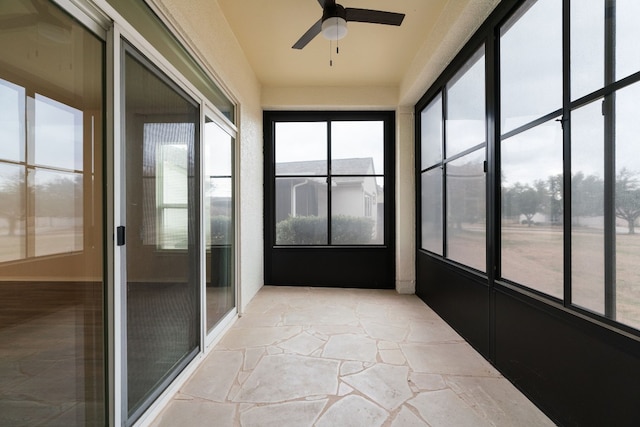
top-left (571, 101), bottom-right (605, 314)
top-left (275, 177), bottom-right (328, 245)
top-left (501, 119), bottom-right (563, 298)
top-left (570, 0), bottom-right (604, 101)
top-left (0, 1), bottom-right (104, 424)
top-left (33, 169), bottom-right (83, 257)
top-left (501, 0), bottom-right (562, 133)
top-left (421, 169), bottom-right (443, 254)
top-left (331, 121), bottom-right (384, 175)
top-left (0, 79), bottom-right (24, 162)
top-left (616, 0), bottom-right (640, 81)
top-left (446, 48), bottom-right (485, 157)
top-left (421, 94), bottom-right (442, 168)
top-left (0, 164), bottom-right (25, 261)
top-left (331, 178), bottom-right (383, 245)
top-left (276, 122), bottom-right (327, 175)
top-left (35, 94), bottom-right (83, 171)
top-left (204, 119), bottom-right (235, 333)
top-left (446, 151), bottom-right (486, 271)
top-left (615, 83), bottom-right (640, 329)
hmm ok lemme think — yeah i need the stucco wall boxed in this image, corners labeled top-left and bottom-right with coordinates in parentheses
top-left (155, 0), bottom-right (263, 312)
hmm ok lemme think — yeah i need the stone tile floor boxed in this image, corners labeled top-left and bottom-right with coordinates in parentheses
top-left (151, 286), bottom-right (555, 426)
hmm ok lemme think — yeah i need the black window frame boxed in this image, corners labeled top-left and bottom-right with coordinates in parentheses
top-left (264, 110), bottom-right (396, 288)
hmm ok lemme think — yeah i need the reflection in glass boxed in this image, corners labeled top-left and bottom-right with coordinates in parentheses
top-left (332, 177), bottom-right (382, 245)
top-left (124, 49), bottom-right (199, 421)
top-left (615, 83), bottom-right (640, 329)
top-left (447, 151), bottom-right (486, 271)
top-left (421, 169), bottom-right (443, 254)
top-left (421, 94), bottom-right (442, 168)
top-left (204, 119), bottom-right (235, 333)
top-left (0, 79), bottom-right (24, 162)
top-left (571, 0), bottom-right (604, 101)
top-left (500, 0), bottom-right (562, 133)
top-left (331, 121), bottom-right (384, 175)
top-left (0, 164), bottom-right (25, 262)
top-left (616, 0), bottom-right (640, 81)
top-left (501, 119), bottom-right (563, 298)
top-left (446, 48), bottom-right (486, 157)
top-left (275, 122), bottom-right (327, 175)
top-left (275, 177), bottom-right (327, 245)
top-left (571, 101), bottom-right (605, 314)
top-left (33, 169), bottom-right (83, 257)
top-left (35, 94), bottom-right (83, 171)
top-left (0, 1), bottom-right (105, 424)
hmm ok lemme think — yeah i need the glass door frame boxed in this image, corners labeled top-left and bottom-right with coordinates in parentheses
top-left (202, 105), bottom-right (239, 349)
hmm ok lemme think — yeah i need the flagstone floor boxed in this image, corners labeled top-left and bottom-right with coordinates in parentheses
top-left (151, 286), bottom-right (555, 427)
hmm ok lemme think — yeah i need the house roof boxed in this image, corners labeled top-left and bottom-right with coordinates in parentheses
top-left (276, 157), bottom-right (376, 176)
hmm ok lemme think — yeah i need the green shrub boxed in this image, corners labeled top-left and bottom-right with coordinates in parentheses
top-left (276, 215), bottom-right (374, 245)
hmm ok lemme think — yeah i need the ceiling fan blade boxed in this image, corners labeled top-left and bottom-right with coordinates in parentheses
top-left (345, 8), bottom-right (405, 26)
top-left (292, 19), bottom-right (322, 49)
top-left (316, 0), bottom-right (325, 7)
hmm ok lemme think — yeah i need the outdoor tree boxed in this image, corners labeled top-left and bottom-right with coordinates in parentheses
top-left (615, 168), bottom-right (640, 234)
top-left (505, 182), bottom-right (542, 227)
top-left (571, 172), bottom-right (603, 224)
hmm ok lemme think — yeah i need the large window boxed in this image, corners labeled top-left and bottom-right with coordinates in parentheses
top-left (273, 118), bottom-right (386, 246)
top-left (265, 111), bottom-right (395, 288)
top-left (417, 0), bottom-right (640, 333)
top-left (419, 47), bottom-right (487, 272)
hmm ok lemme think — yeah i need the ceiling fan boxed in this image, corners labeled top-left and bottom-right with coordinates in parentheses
top-left (292, 0), bottom-right (405, 49)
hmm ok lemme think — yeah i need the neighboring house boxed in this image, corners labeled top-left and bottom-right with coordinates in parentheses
top-left (275, 157), bottom-right (381, 239)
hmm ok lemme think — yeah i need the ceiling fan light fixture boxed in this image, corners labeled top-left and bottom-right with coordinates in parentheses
top-left (321, 17), bottom-right (347, 41)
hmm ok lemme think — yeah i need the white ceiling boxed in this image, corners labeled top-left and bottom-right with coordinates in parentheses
top-left (217, 0), bottom-right (452, 88)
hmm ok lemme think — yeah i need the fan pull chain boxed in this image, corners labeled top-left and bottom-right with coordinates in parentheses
top-left (329, 40), bottom-right (333, 66)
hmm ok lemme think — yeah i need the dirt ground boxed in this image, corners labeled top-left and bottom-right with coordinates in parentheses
top-left (447, 223), bottom-right (640, 330)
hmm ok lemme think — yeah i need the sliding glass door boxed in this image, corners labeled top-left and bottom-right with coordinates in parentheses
top-left (122, 44), bottom-right (200, 423)
top-left (204, 116), bottom-right (235, 333)
top-left (0, 1), bottom-right (106, 425)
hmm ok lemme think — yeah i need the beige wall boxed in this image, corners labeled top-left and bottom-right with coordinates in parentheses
top-left (154, 0), bottom-right (499, 298)
top-left (155, 0), bottom-right (263, 312)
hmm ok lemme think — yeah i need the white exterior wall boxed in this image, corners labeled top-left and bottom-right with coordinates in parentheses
top-left (155, 0), bottom-right (263, 312)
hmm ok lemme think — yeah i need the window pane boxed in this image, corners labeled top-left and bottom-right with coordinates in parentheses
top-left (501, 119), bottom-right (563, 298)
top-left (0, 2), bottom-right (105, 425)
top-left (157, 142), bottom-right (188, 205)
top-left (571, 101), bottom-right (605, 314)
top-left (421, 94), bottom-right (442, 168)
top-left (615, 83), bottom-right (640, 329)
top-left (331, 177), bottom-right (382, 245)
top-left (275, 122), bottom-right (327, 176)
top-left (331, 121), bottom-right (384, 175)
top-left (204, 118), bottom-right (234, 333)
top-left (34, 94), bottom-right (83, 171)
top-left (616, 0), bottom-right (640, 81)
top-left (275, 177), bottom-right (327, 244)
top-left (571, 0), bottom-right (604, 100)
top-left (446, 48), bottom-right (486, 157)
top-left (0, 164), bottom-right (25, 261)
top-left (500, 0), bottom-right (562, 133)
top-left (33, 169), bottom-right (83, 257)
top-left (421, 169), bottom-right (443, 254)
top-left (447, 150), bottom-right (486, 271)
top-left (0, 78), bottom-right (24, 162)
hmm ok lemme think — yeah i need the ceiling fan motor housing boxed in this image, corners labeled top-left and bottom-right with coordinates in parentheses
top-left (321, 4), bottom-right (347, 40)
